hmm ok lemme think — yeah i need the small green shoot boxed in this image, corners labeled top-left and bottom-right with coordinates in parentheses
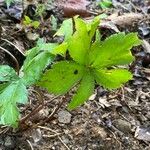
top-left (35, 3), bottom-right (46, 17)
top-left (23, 16), bottom-right (40, 29)
top-left (98, 0), bottom-right (113, 9)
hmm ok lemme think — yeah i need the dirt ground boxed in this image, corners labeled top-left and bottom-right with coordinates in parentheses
top-left (0, 0), bottom-right (150, 149)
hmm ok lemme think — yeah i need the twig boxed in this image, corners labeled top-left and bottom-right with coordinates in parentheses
top-left (0, 46), bottom-right (20, 75)
top-left (43, 134), bottom-right (61, 138)
top-left (58, 136), bottom-right (70, 150)
top-left (22, 0), bottom-right (24, 16)
top-left (1, 38), bottom-right (25, 55)
top-left (38, 126), bottom-right (60, 134)
top-left (38, 126), bottom-right (68, 149)
top-left (20, 104), bottom-right (43, 124)
top-left (30, 95), bottom-right (66, 129)
top-left (20, 90), bottom-right (44, 124)
top-left (120, 87), bottom-right (125, 101)
top-left (42, 96), bottom-right (66, 124)
top-left (38, 126), bottom-right (63, 141)
top-left (26, 140), bottom-right (34, 150)
top-left (29, 89), bottom-right (44, 104)
top-left (20, 95), bottom-right (60, 125)
top-left (21, 89), bottom-right (45, 114)
top-left (0, 127), bottom-right (9, 135)
top-left (108, 129), bottom-right (122, 149)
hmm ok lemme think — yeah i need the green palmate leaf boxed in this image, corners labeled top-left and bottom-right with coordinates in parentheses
top-left (88, 30), bottom-right (102, 64)
top-left (54, 18), bottom-right (73, 41)
top-left (23, 16), bottom-right (40, 29)
top-left (0, 83), bottom-right (10, 94)
top-left (0, 80), bottom-right (28, 104)
top-left (0, 80), bottom-right (28, 127)
top-left (23, 43), bottom-right (57, 70)
top-left (95, 29), bottom-right (102, 42)
top-left (22, 42), bottom-right (59, 86)
top-left (87, 16), bottom-right (100, 40)
top-left (38, 61), bottom-right (85, 95)
top-left (89, 40), bottom-right (101, 65)
top-left (68, 18), bottom-right (90, 65)
top-left (0, 65), bottom-right (18, 82)
top-left (91, 33), bottom-right (141, 68)
top-left (22, 51), bottom-right (53, 86)
top-left (23, 16), bottom-right (32, 25)
top-left (68, 72), bottom-right (95, 110)
top-left (93, 69), bottom-right (132, 89)
top-left (31, 21), bottom-right (40, 29)
top-left (0, 104), bottom-right (19, 128)
top-left (51, 42), bottom-right (68, 56)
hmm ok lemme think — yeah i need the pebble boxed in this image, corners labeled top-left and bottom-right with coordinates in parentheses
top-left (91, 126), bottom-right (107, 138)
top-left (26, 32), bottom-right (39, 41)
top-left (135, 127), bottom-right (150, 141)
top-left (58, 110), bottom-right (72, 124)
top-left (4, 136), bottom-right (15, 148)
top-left (113, 119), bottom-right (131, 134)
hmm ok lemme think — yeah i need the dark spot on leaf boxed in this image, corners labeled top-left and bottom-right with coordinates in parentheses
top-left (74, 70), bottom-right (78, 75)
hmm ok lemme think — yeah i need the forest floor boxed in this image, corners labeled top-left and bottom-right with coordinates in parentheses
top-left (0, 0), bottom-right (150, 149)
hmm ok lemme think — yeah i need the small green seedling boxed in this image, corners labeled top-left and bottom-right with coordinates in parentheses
top-left (98, 0), bottom-right (113, 9)
top-left (23, 16), bottom-right (40, 29)
top-left (0, 16), bottom-right (141, 127)
top-left (35, 3), bottom-right (46, 17)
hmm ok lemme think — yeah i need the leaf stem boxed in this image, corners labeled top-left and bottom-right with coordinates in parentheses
top-left (42, 96), bottom-right (66, 123)
top-left (20, 90), bottom-right (44, 124)
top-left (19, 93), bottom-right (61, 128)
top-left (0, 46), bottom-right (20, 75)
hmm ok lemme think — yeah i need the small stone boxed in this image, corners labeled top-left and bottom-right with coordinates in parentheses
top-left (113, 119), bottom-right (131, 133)
top-left (32, 129), bottom-right (42, 143)
top-left (72, 125), bottom-right (85, 135)
top-left (91, 126), bottom-right (107, 138)
top-left (4, 136), bottom-right (15, 148)
top-left (99, 98), bottom-right (111, 108)
top-left (146, 112), bottom-right (150, 119)
top-left (26, 32), bottom-right (39, 41)
top-left (135, 127), bottom-right (150, 141)
top-left (89, 93), bottom-right (96, 100)
top-left (61, 136), bottom-right (70, 144)
top-left (58, 110), bottom-right (72, 124)
top-left (140, 94), bottom-right (146, 99)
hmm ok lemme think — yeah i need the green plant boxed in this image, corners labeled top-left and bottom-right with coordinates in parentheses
top-left (98, 0), bottom-right (113, 9)
top-left (38, 17), bottom-right (141, 110)
top-left (0, 39), bottom-right (66, 127)
top-left (4, 0), bottom-right (20, 8)
top-left (0, 17), bottom-right (141, 127)
top-left (35, 3), bottom-right (46, 17)
top-left (23, 16), bottom-right (40, 29)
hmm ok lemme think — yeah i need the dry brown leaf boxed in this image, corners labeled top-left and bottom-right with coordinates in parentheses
top-left (104, 13), bottom-right (143, 27)
top-left (56, 0), bottom-right (91, 17)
